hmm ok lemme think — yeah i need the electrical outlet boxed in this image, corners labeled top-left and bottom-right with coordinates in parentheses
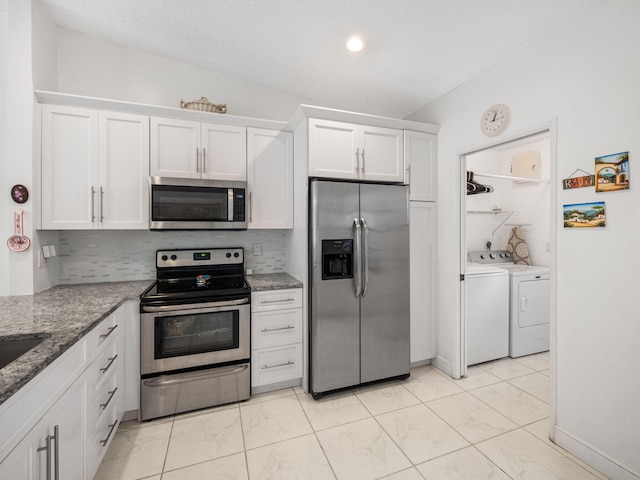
top-left (253, 243), bottom-right (262, 256)
top-left (38, 248), bottom-right (47, 268)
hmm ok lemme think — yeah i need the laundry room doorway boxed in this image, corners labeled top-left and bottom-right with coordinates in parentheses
top-left (458, 127), bottom-right (556, 380)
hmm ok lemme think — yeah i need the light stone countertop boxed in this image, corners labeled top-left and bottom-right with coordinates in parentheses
top-left (0, 280), bottom-right (152, 407)
top-left (246, 273), bottom-right (303, 291)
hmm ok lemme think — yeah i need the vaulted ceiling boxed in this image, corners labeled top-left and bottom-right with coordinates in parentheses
top-left (37, 0), bottom-right (603, 118)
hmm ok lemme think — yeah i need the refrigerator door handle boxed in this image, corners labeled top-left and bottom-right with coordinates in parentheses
top-left (361, 217), bottom-right (369, 296)
top-left (354, 218), bottom-right (362, 298)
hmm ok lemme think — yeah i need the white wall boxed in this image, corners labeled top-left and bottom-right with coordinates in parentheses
top-left (56, 29), bottom-right (317, 122)
top-left (0, 0), bottom-right (9, 296)
top-left (407, 0), bottom-right (640, 478)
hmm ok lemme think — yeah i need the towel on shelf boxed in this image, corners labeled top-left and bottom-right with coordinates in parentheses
top-left (506, 226), bottom-right (531, 265)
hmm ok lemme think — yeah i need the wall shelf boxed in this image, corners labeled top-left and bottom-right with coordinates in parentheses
top-left (474, 172), bottom-right (549, 184)
top-left (467, 210), bottom-right (517, 234)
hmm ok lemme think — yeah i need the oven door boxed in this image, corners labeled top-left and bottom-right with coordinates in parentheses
top-left (140, 299), bottom-right (250, 375)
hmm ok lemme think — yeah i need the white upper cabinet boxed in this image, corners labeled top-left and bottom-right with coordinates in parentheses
top-left (246, 128), bottom-right (294, 229)
top-left (404, 130), bottom-right (437, 201)
top-left (308, 118), bottom-right (403, 183)
top-left (150, 117), bottom-right (246, 181)
top-left (41, 105), bottom-right (149, 230)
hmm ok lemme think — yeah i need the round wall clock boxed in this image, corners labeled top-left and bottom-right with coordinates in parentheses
top-left (480, 104), bottom-right (511, 137)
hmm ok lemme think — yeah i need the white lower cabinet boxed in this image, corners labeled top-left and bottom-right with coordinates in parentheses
top-left (410, 201), bottom-right (436, 364)
top-left (251, 289), bottom-right (303, 393)
top-left (0, 303), bottom-right (134, 480)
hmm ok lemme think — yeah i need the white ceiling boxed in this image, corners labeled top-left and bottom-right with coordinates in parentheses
top-left (36, 0), bottom-right (602, 118)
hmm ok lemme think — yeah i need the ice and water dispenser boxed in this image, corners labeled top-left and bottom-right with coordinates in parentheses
top-left (321, 239), bottom-right (353, 280)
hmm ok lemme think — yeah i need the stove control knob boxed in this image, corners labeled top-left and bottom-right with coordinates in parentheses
top-left (161, 255), bottom-right (168, 261)
top-left (170, 254), bottom-right (177, 261)
top-left (226, 252), bottom-right (232, 258)
top-left (489, 253), bottom-right (497, 259)
top-left (505, 252), bottom-right (511, 258)
top-left (499, 253), bottom-right (506, 258)
top-left (234, 252), bottom-right (240, 258)
top-left (479, 254), bottom-right (485, 259)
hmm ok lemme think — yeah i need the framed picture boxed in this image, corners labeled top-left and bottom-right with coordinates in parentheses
top-left (595, 151), bottom-right (629, 192)
top-left (563, 202), bottom-right (605, 228)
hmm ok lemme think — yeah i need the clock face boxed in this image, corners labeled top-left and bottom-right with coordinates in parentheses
top-left (481, 104), bottom-right (510, 137)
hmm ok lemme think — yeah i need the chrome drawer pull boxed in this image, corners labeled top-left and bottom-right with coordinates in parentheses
top-left (260, 298), bottom-right (295, 304)
top-left (100, 354), bottom-right (118, 373)
top-left (261, 325), bottom-right (295, 333)
top-left (37, 425), bottom-right (59, 480)
top-left (100, 387), bottom-right (118, 409)
top-left (262, 360), bottom-right (294, 370)
top-left (100, 324), bottom-right (118, 339)
top-left (100, 421), bottom-right (118, 446)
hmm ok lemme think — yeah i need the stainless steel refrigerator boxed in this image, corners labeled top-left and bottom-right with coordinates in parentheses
top-left (309, 179), bottom-right (410, 398)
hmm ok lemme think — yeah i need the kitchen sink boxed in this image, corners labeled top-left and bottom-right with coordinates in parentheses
top-left (0, 335), bottom-right (48, 369)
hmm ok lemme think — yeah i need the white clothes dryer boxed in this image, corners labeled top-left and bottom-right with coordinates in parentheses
top-left (497, 264), bottom-right (550, 357)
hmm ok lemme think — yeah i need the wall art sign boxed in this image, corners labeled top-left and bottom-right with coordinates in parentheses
top-left (562, 169), bottom-right (595, 190)
top-left (595, 151), bottom-right (629, 193)
top-left (563, 202), bottom-right (606, 228)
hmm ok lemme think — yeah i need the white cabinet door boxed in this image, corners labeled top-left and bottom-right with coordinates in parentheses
top-left (308, 118), bottom-right (403, 182)
top-left (41, 105), bottom-right (99, 230)
top-left (410, 201), bottom-right (436, 363)
top-left (201, 123), bottom-right (246, 181)
top-left (0, 378), bottom-right (85, 480)
top-left (405, 131), bottom-right (437, 201)
top-left (360, 126), bottom-right (404, 182)
top-left (99, 111), bottom-right (150, 229)
top-left (308, 118), bottom-right (359, 180)
top-left (150, 117), bottom-right (200, 178)
top-left (247, 128), bottom-right (294, 229)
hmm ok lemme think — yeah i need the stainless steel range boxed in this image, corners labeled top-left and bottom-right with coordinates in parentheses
top-left (139, 247), bottom-right (251, 421)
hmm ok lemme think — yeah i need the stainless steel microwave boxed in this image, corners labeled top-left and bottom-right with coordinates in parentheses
top-left (149, 177), bottom-right (247, 230)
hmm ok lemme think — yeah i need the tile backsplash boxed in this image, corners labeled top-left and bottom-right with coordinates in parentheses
top-left (58, 230), bottom-right (288, 284)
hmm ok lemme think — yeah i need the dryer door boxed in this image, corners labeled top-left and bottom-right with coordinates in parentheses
top-left (517, 278), bottom-right (550, 327)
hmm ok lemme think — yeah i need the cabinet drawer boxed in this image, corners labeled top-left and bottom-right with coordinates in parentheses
top-left (251, 308), bottom-right (302, 349)
top-left (251, 288), bottom-right (302, 312)
top-left (86, 339), bottom-right (121, 393)
top-left (251, 344), bottom-right (302, 387)
top-left (88, 369), bottom-right (121, 426)
top-left (87, 311), bottom-right (121, 355)
top-left (86, 401), bottom-right (120, 480)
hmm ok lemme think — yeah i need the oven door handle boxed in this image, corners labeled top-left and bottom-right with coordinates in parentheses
top-left (141, 297), bottom-right (249, 313)
top-left (142, 364), bottom-right (249, 387)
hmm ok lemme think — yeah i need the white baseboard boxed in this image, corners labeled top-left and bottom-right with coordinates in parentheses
top-left (431, 355), bottom-right (454, 377)
top-left (555, 426), bottom-right (640, 480)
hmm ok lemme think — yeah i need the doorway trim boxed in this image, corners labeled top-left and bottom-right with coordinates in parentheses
top-left (456, 119), bottom-right (558, 432)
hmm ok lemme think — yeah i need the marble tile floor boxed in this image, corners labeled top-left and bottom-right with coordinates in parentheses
top-left (94, 353), bottom-right (609, 480)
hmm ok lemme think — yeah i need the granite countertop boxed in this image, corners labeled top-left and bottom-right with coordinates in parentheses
top-left (0, 280), bottom-right (152, 407)
top-left (246, 273), bottom-right (303, 291)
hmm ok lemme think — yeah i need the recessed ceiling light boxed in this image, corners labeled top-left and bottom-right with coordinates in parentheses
top-left (346, 36), bottom-right (365, 53)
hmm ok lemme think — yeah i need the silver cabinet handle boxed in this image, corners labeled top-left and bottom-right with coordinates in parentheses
top-left (100, 421), bottom-right (117, 447)
top-left (262, 360), bottom-right (294, 370)
top-left (99, 186), bottom-right (104, 222)
top-left (100, 324), bottom-right (118, 339)
top-left (202, 147), bottom-right (207, 174)
top-left (260, 298), bottom-right (295, 304)
top-left (361, 149), bottom-right (365, 172)
top-left (354, 218), bottom-right (362, 298)
top-left (196, 147), bottom-right (200, 173)
top-left (100, 387), bottom-right (118, 410)
top-left (362, 217), bottom-right (369, 297)
top-left (37, 425), bottom-right (59, 480)
top-left (261, 325), bottom-right (295, 333)
top-left (406, 164), bottom-right (411, 189)
top-left (355, 148), bottom-right (360, 172)
top-left (91, 186), bottom-right (96, 222)
top-left (100, 354), bottom-right (118, 374)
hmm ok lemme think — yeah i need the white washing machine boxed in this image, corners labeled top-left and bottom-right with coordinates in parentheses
top-left (497, 264), bottom-right (550, 357)
top-left (465, 263), bottom-right (509, 365)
